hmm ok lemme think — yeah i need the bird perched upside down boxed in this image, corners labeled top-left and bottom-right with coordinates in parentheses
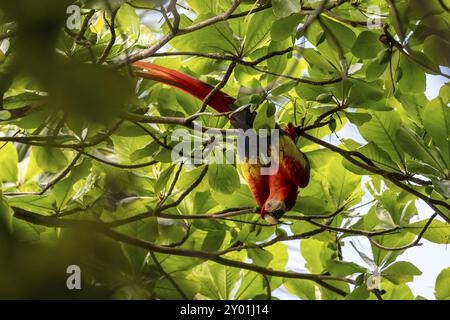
top-left (133, 61), bottom-right (310, 224)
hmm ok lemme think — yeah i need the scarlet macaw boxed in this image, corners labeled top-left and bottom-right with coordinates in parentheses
top-left (133, 62), bottom-right (310, 223)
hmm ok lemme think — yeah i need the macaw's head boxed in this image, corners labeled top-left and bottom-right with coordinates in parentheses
top-left (260, 175), bottom-right (298, 225)
top-left (261, 198), bottom-right (287, 225)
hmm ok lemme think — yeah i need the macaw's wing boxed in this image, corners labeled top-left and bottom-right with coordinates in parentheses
top-left (279, 135), bottom-right (310, 188)
top-left (241, 162), bottom-right (270, 209)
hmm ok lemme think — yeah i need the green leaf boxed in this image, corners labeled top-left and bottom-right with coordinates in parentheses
top-left (116, 3), bottom-right (141, 37)
top-left (381, 283), bottom-right (414, 300)
top-left (345, 285), bottom-right (370, 300)
top-left (284, 279), bottom-right (317, 300)
top-left (407, 220), bottom-right (450, 244)
top-left (366, 60), bottom-right (388, 81)
top-left (435, 268), bottom-right (450, 300)
top-left (0, 143), bottom-right (18, 182)
top-left (382, 261), bottom-right (422, 284)
top-left (320, 16), bottom-right (357, 53)
top-left (154, 165), bottom-right (176, 194)
top-left (272, 0), bottom-right (301, 18)
top-left (357, 142), bottom-right (398, 173)
top-left (244, 10), bottom-right (276, 55)
top-left (359, 111), bottom-right (405, 168)
top-left (33, 147), bottom-right (68, 174)
top-left (7, 194), bottom-right (57, 215)
top-left (422, 97), bottom-right (450, 168)
top-left (271, 14), bottom-right (302, 41)
top-left (195, 261), bottom-right (241, 300)
top-left (185, 0), bottom-right (219, 14)
top-left (326, 260), bottom-right (367, 277)
top-left (208, 164), bottom-right (240, 195)
top-left (234, 271), bottom-right (266, 300)
top-left (0, 110), bottom-right (11, 120)
top-left (253, 102), bottom-right (276, 130)
top-left (211, 184), bottom-right (256, 208)
top-left (396, 127), bottom-right (444, 173)
top-left (398, 56), bottom-right (426, 93)
top-left (154, 272), bottom-right (200, 300)
top-left (0, 194), bottom-right (13, 233)
top-left (327, 160), bottom-right (361, 208)
top-left (347, 79), bottom-right (384, 105)
top-left (301, 238), bottom-right (334, 274)
top-left (3, 92), bottom-right (44, 110)
top-left (375, 203), bottom-right (397, 228)
top-left (344, 112), bottom-right (372, 126)
top-left (424, 35), bottom-right (450, 67)
top-left (170, 15), bottom-right (238, 54)
top-left (51, 159), bottom-right (91, 209)
top-left (371, 232), bottom-right (416, 266)
top-left (295, 82), bottom-right (327, 101)
top-left (130, 141), bottom-right (160, 162)
top-left (293, 195), bottom-right (331, 216)
top-left (119, 218), bottom-right (159, 269)
top-left (302, 48), bottom-right (336, 73)
top-left (351, 31), bottom-right (384, 59)
top-left (176, 166), bottom-right (209, 193)
top-left (317, 93), bottom-right (333, 103)
top-left (267, 40), bottom-right (289, 80)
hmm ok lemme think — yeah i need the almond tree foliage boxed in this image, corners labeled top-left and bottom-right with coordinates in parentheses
top-left (0, 0), bottom-right (449, 300)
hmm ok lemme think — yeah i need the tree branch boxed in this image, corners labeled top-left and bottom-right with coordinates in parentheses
top-left (13, 209), bottom-right (353, 297)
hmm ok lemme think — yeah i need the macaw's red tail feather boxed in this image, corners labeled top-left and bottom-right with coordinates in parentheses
top-left (133, 61), bottom-right (235, 114)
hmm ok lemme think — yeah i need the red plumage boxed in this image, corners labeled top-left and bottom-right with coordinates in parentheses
top-left (133, 61), bottom-right (235, 113)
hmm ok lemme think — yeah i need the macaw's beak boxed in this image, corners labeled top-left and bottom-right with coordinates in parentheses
top-left (262, 199), bottom-right (287, 225)
top-left (263, 214), bottom-right (279, 225)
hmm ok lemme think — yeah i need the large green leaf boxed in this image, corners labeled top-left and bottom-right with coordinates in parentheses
top-left (327, 160), bottom-right (361, 208)
top-left (359, 111), bottom-right (405, 168)
top-left (0, 193), bottom-right (13, 233)
top-left (170, 15), bottom-right (239, 54)
top-left (208, 164), bottom-right (240, 195)
top-left (234, 271), bottom-right (266, 300)
top-left (422, 97), bottom-right (450, 168)
top-left (244, 10), bottom-right (276, 55)
top-left (382, 261), bottom-right (422, 284)
top-left (435, 268), bottom-right (450, 300)
top-left (398, 56), bottom-right (426, 93)
top-left (396, 127), bottom-right (445, 173)
top-left (52, 159), bottom-right (91, 210)
top-left (271, 14), bottom-right (302, 41)
top-left (3, 92), bottom-right (44, 110)
top-left (208, 262), bottom-right (241, 300)
top-left (326, 260), bottom-right (367, 277)
top-left (33, 147), bottom-right (68, 174)
top-left (301, 238), bottom-right (334, 274)
top-left (351, 31), bottom-right (384, 59)
top-left (272, 0), bottom-right (301, 18)
top-left (320, 15), bottom-right (357, 53)
top-left (0, 143), bottom-right (18, 182)
top-left (284, 279), bottom-right (317, 300)
top-left (406, 220), bottom-right (450, 244)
